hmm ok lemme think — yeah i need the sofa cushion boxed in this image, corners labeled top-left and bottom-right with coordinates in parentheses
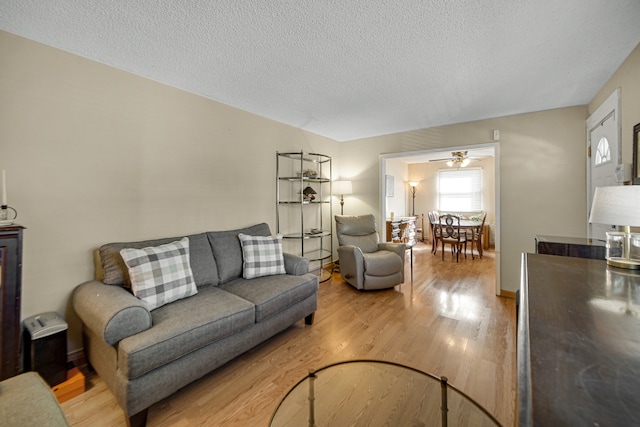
top-left (119, 237), bottom-right (198, 311)
top-left (207, 223), bottom-right (271, 284)
top-left (100, 233), bottom-right (218, 288)
top-left (220, 273), bottom-right (318, 322)
top-left (238, 233), bottom-right (286, 279)
top-left (118, 286), bottom-right (255, 378)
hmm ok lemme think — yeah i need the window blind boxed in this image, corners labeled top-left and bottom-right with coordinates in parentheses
top-left (438, 168), bottom-right (482, 211)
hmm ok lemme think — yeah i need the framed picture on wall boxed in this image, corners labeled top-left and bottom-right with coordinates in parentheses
top-left (634, 123), bottom-right (640, 185)
top-left (385, 175), bottom-right (394, 197)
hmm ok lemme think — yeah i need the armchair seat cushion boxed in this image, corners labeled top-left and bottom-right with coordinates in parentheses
top-left (363, 251), bottom-right (403, 276)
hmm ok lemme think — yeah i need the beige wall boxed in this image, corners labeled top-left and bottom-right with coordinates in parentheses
top-left (0, 31), bottom-right (340, 352)
top-left (383, 158), bottom-right (408, 219)
top-left (338, 107), bottom-right (589, 293)
top-left (337, 43), bottom-right (639, 294)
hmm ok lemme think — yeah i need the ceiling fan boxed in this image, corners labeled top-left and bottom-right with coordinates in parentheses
top-left (429, 151), bottom-right (475, 168)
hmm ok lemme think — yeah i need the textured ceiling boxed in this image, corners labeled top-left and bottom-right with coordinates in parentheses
top-left (2, 1), bottom-right (640, 142)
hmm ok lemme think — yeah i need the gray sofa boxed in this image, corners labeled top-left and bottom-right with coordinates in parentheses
top-left (72, 223), bottom-right (318, 426)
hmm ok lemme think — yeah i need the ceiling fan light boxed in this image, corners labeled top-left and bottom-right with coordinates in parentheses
top-left (461, 158), bottom-right (470, 167)
top-left (446, 160), bottom-right (454, 167)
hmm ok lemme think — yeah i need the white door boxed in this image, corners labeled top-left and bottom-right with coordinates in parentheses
top-left (587, 89), bottom-right (620, 240)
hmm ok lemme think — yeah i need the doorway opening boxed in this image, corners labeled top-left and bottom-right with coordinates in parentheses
top-left (379, 142), bottom-right (501, 295)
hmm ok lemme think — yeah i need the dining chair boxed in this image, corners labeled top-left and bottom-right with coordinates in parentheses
top-left (471, 212), bottom-right (487, 258)
top-left (436, 214), bottom-right (473, 262)
top-left (415, 213), bottom-right (425, 242)
top-left (428, 211), bottom-right (440, 255)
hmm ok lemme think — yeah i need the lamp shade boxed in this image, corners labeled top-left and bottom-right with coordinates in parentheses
top-left (589, 186), bottom-right (640, 227)
top-left (333, 180), bottom-right (353, 195)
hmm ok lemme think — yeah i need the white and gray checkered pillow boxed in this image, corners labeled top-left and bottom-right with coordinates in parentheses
top-left (119, 237), bottom-right (197, 310)
top-left (238, 233), bottom-right (286, 279)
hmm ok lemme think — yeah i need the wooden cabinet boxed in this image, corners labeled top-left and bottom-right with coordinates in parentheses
top-left (0, 225), bottom-right (24, 380)
top-left (385, 217), bottom-right (416, 245)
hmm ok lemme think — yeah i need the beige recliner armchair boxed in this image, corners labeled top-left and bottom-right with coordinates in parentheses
top-left (335, 214), bottom-right (406, 290)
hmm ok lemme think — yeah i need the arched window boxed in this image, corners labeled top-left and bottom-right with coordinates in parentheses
top-left (595, 137), bottom-right (611, 165)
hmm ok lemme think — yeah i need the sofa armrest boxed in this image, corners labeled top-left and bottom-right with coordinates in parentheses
top-left (73, 280), bottom-right (152, 346)
top-left (283, 252), bottom-right (309, 276)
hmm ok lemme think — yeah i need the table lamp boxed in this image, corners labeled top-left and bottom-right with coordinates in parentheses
top-left (333, 180), bottom-right (352, 215)
top-left (589, 185), bottom-right (640, 270)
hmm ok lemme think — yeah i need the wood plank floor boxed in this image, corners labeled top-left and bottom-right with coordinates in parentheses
top-left (61, 243), bottom-right (516, 426)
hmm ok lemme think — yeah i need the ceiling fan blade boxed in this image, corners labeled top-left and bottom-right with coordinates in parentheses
top-left (428, 158), bottom-right (452, 162)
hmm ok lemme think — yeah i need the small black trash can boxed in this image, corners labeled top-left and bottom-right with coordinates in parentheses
top-left (23, 312), bottom-right (67, 387)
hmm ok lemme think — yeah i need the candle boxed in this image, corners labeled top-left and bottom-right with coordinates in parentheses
top-left (1, 169), bottom-right (6, 206)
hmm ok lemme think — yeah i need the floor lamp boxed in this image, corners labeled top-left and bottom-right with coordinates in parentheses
top-left (333, 180), bottom-right (353, 215)
top-left (409, 182), bottom-right (419, 216)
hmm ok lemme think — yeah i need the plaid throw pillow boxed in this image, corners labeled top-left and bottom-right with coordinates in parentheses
top-left (238, 233), bottom-right (286, 279)
top-left (119, 237), bottom-right (197, 310)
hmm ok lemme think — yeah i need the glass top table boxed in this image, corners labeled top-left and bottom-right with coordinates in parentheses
top-left (269, 360), bottom-right (501, 427)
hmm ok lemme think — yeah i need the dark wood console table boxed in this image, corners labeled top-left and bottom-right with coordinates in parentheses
top-left (518, 253), bottom-right (640, 426)
top-left (535, 235), bottom-right (606, 259)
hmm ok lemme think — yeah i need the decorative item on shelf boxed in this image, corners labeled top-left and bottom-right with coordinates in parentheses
top-left (589, 185), bottom-right (640, 269)
top-left (0, 206), bottom-right (18, 226)
top-left (408, 181), bottom-right (419, 216)
top-left (332, 180), bottom-right (352, 215)
top-left (302, 186), bottom-right (317, 201)
top-left (300, 169), bottom-right (318, 179)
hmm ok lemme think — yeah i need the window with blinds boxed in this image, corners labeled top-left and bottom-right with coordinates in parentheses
top-left (438, 168), bottom-right (482, 211)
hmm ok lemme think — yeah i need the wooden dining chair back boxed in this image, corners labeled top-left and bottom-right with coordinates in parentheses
top-left (428, 211), bottom-right (440, 254)
top-left (436, 214), bottom-right (471, 262)
top-left (472, 212), bottom-right (487, 258)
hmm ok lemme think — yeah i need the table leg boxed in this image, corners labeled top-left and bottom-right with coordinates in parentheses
top-left (410, 247), bottom-right (414, 300)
